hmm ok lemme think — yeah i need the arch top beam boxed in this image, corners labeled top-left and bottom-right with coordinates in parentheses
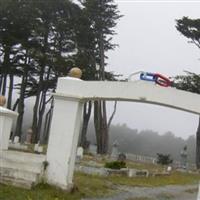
top-left (56, 77), bottom-right (200, 115)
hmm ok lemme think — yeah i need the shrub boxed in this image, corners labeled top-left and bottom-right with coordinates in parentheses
top-left (104, 161), bottom-right (126, 169)
top-left (157, 153), bottom-right (173, 165)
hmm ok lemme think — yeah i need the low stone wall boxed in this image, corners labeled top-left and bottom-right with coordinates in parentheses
top-left (126, 153), bottom-right (157, 164)
top-left (126, 153), bottom-right (196, 170)
top-left (75, 165), bottom-right (149, 178)
top-left (75, 165), bottom-right (108, 176)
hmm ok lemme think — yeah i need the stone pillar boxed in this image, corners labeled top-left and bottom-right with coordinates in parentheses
top-left (46, 95), bottom-right (84, 190)
top-left (0, 107), bottom-right (18, 150)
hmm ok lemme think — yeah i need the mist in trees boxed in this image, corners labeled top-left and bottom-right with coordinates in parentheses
top-left (87, 122), bottom-right (196, 163)
top-left (0, 0), bottom-right (199, 165)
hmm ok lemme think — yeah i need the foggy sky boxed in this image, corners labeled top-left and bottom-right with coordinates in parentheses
top-left (106, 1), bottom-right (200, 139)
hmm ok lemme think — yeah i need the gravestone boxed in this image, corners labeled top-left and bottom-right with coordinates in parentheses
top-left (180, 145), bottom-right (187, 169)
top-left (76, 146), bottom-right (84, 162)
top-left (26, 128), bottom-right (33, 144)
top-left (13, 136), bottom-right (19, 144)
top-left (111, 141), bottom-right (119, 160)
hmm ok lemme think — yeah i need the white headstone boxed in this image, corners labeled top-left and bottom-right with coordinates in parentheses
top-left (167, 166), bottom-right (172, 172)
top-left (34, 143), bottom-right (39, 152)
top-left (14, 136), bottom-right (19, 144)
top-left (77, 146), bottom-right (84, 159)
top-left (37, 146), bottom-right (43, 153)
top-left (110, 141), bottom-right (119, 160)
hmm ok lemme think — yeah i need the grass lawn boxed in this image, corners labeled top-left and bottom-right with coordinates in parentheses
top-left (0, 171), bottom-right (199, 200)
top-left (107, 171), bottom-right (200, 187)
top-left (0, 183), bottom-right (82, 200)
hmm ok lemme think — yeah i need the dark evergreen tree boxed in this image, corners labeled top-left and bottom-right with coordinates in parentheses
top-left (176, 16), bottom-right (200, 169)
top-left (25, 0), bottom-right (80, 143)
top-left (0, 0), bottom-right (120, 145)
top-left (80, 0), bottom-right (122, 154)
top-left (175, 72), bottom-right (200, 168)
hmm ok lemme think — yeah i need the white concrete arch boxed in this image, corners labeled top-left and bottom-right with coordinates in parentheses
top-left (56, 78), bottom-right (200, 115)
top-left (46, 77), bottom-right (200, 190)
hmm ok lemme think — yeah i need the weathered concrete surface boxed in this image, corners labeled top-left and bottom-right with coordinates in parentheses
top-left (46, 96), bottom-right (84, 190)
top-left (0, 107), bottom-right (18, 150)
top-left (0, 150), bottom-right (46, 189)
top-left (46, 77), bottom-right (200, 190)
top-left (57, 79), bottom-right (200, 115)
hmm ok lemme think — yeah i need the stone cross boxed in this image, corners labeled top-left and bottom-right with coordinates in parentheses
top-left (111, 141), bottom-right (119, 160)
top-left (180, 145), bottom-right (187, 169)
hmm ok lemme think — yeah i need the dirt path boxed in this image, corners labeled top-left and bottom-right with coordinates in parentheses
top-left (82, 184), bottom-right (198, 200)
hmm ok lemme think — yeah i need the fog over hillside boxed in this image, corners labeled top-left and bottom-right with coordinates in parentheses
top-left (87, 122), bottom-right (195, 163)
top-left (20, 102), bottom-right (196, 163)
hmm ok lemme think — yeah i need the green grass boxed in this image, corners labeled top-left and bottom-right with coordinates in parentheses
top-left (1, 171), bottom-right (199, 200)
top-left (0, 172), bottom-right (115, 200)
top-left (0, 156), bottom-right (200, 200)
top-left (126, 198), bottom-right (153, 200)
top-left (156, 192), bottom-right (174, 199)
top-left (74, 172), bottom-right (115, 197)
top-left (0, 183), bottom-right (82, 200)
top-left (107, 171), bottom-right (200, 187)
top-left (126, 161), bottom-right (164, 173)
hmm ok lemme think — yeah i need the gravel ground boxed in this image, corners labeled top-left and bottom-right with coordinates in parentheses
top-left (82, 184), bottom-right (199, 200)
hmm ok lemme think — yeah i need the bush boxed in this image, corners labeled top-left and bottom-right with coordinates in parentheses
top-left (104, 161), bottom-right (126, 169)
top-left (157, 153), bottom-right (173, 165)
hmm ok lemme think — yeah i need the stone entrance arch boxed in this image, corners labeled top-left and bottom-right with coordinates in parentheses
top-left (46, 77), bottom-right (200, 190)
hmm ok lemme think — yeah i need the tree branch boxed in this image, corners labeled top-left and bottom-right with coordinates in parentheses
top-left (107, 101), bottom-right (117, 130)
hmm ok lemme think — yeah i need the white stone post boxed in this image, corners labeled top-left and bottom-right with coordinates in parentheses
top-left (0, 107), bottom-right (18, 150)
top-left (46, 95), bottom-right (84, 190)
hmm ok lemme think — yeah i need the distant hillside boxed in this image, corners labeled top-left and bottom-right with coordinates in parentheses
top-left (87, 122), bottom-right (195, 163)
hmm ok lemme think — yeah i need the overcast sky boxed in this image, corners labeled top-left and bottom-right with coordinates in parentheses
top-left (106, 0), bottom-right (200, 139)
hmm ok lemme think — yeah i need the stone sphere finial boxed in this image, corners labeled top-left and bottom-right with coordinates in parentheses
top-left (0, 96), bottom-right (6, 106)
top-left (68, 67), bottom-right (82, 79)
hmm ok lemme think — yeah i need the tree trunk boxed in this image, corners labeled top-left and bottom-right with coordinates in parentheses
top-left (14, 59), bottom-right (28, 139)
top-left (108, 101), bottom-right (117, 130)
top-left (31, 56), bottom-right (45, 143)
top-left (31, 30), bottom-right (48, 143)
top-left (0, 74), bottom-right (3, 92)
top-left (80, 101), bottom-right (92, 149)
top-left (1, 74), bottom-right (7, 96)
top-left (43, 98), bottom-right (54, 144)
top-left (7, 74), bottom-right (14, 109)
top-left (94, 100), bottom-right (110, 154)
top-left (31, 89), bottom-right (41, 143)
top-left (1, 46), bottom-right (11, 96)
top-left (37, 91), bottom-right (47, 142)
top-left (101, 100), bottom-right (108, 154)
top-left (37, 65), bottom-right (52, 143)
top-left (94, 100), bottom-right (102, 154)
top-left (12, 98), bottom-right (19, 111)
top-left (94, 30), bottom-right (109, 154)
top-left (196, 116), bottom-right (200, 169)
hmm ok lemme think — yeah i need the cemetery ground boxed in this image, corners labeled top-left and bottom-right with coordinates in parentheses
top-left (0, 155), bottom-right (199, 200)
